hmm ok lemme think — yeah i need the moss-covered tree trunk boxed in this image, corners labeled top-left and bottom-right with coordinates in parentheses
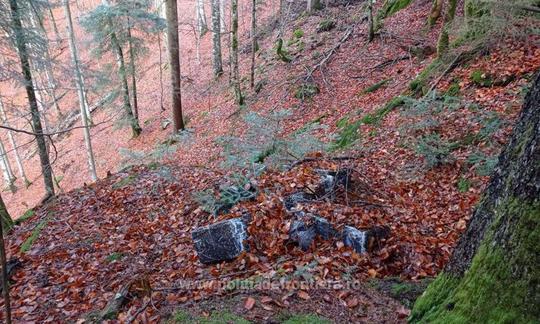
top-left (410, 73), bottom-right (540, 322)
top-left (436, 0), bottom-right (457, 57)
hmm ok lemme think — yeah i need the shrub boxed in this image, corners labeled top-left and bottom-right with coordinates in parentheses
top-left (331, 116), bottom-right (362, 151)
top-left (470, 70), bottom-right (493, 87)
top-left (294, 83), bottom-right (320, 101)
top-left (317, 19), bottom-right (335, 32)
top-left (293, 28), bottom-right (304, 39)
top-left (218, 110), bottom-right (328, 171)
top-left (415, 134), bottom-right (455, 168)
top-left (457, 177), bottom-right (472, 193)
top-left (194, 173), bottom-right (257, 216)
top-left (468, 151), bottom-right (498, 176)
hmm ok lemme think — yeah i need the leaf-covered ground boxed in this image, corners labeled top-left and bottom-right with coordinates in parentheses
top-left (1, 0), bottom-right (540, 322)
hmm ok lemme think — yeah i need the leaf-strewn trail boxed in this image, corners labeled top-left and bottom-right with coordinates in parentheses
top-left (1, 0), bottom-right (539, 322)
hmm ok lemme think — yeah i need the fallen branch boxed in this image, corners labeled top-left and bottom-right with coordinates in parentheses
top-left (305, 17), bottom-right (365, 82)
top-left (97, 283), bottom-right (132, 321)
top-left (125, 298), bottom-right (151, 324)
top-left (427, 52), bottom-right (463, 94)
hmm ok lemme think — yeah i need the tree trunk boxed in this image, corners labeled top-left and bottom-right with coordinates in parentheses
top-left (196, 0), bottom-right (208, 36)
top-left (249, 0), bottom-right (256, 88)
top-left (368, 0), bottom-right (375, 42)
top-left (9, 0), bottom-right (55, 198)
top-left (307, 0), bottom-right (321, 12)
top-left (410, 72), bottom-right (540, 322)
top-left (111, 32), bottom-right (142, 138)
top-left (165, 0), bottom-right (185, 133)
top-left (0, 194), bottom-right (12, 324)
top-left (211, 0), bottom-right (223, 76)
top-left (428, 0), bottom-right (444, 27)
top-left (436, 0), bottom-right (457, 58)
top-left (231, 0), bottom-right (244, 105)
top-left (0, 139), bottom-right (16, 193)
top-left (47, 3), bottom-right (61, 43)
top-left (220, 0), bottom-right (226, 32)
top-left (126, 20), bottom-right (139, 121)
top-left (0, 97), bottom-right (29, 187)
top-left (64, 0), bottom-right (98, 182)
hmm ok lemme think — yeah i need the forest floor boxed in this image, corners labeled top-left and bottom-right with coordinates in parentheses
top-left (1, 0), bottom-right (539, 322)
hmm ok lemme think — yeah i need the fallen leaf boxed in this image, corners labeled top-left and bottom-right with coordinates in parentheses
top-left (244, 297), bottom-right (256, 310)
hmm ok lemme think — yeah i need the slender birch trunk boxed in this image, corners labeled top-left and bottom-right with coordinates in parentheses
top-left (196, 0), bottom-right (208, 36)
top-left (165, 0), bottom-right (185, 133)
top-left (9, 0), bottom-right (55, 198)
top-left (28, 5), bottom-right (62, 117)
top-left (220, 0), bottom-right (226, 32)
top-left (0, 97), bottom-right (29, 187)
top-left (231, 0), bottom-right (243, 105)
top-left (47, 3), bottom-right (61, 43)
top-left (0, 139), bottom-right (16, 193)
top-left (211, 0), bottom-right (223, 76)
top-left (64, 0), bottom-right (98, 181)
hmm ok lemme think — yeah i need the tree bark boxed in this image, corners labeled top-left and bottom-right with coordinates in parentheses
top-left (165, 0), bottom-right (185, 133)
top-left (0, 97), bottom-right (28, 187)
top-left (428, 0), bottom-right (444, 27)
top-left (411, 72), bottom-right (540, 322)
top-left (64, 0), bottom-right (98, 181)
top-left (249, 0), bottom-right (256, 88)
top-left (211, 0), bottom-right (224, 76)
top-left (307, 0), bottom-right (321, 12)
top-left (0, 139), bottom-right (16, 193)
top-left (220, 0), bottom-right (226, 32)
top-left (0, 194), bottom-right (12, 324)
top-left (436, 0), bottom-right (457, 57)
top-left (368, 0), bottom-right (375, 42)
top-left (196, 0), bottom-right (208, 36)
top-left (9, 0), bottom-right (55, 198)
top-left (231, 0), bottom-right (244, 105)
top-left (126, 20), bottom-right (139, 121)
top-left (111, 31), bottom-right (142, 137)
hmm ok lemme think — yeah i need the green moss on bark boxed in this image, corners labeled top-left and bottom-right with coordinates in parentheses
top-left (411, 199), bottom-right (540, 323)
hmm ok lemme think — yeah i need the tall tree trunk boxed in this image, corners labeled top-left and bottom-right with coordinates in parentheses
top-left (47, 3), bottom-right (61, 43)
top-left (436, 0), bottom-right (457, 57)
top-left (196, 0), bottom-right (208, 36)
top-left (0, 194), bottom-right (12, 324)
top-left (428, 0), bottom-right (444, 26)
top-left (411, 72), bottom-right (540, 322)
top-left (0, 97), bottom-right (29, 187)
top-left (101, 0), bottom-right (141, 137)
top-left (0, 139), bottom-right (16, 193)
top-left (64, 0), bottom-right (98, 181)
top-left (112, 33), bottom-right (141, 138)
top-left (211, 0), bottom-right (223, 76)
top-left (28, 5), bottom-right (62, 118)
top-left (126, 20), bottom-right (139, 121)
top-left (165, 0), bottom-right (185, 133)
top-left (306, 0), bottom-right (321, 12)
top-left (9, 0), bottom-right (55, 198)
top-left (368, 0), bottom-right (374, 42)
top-left (231, 0), bottom-right (243, 105)
top-left (220, 0), bottom-right (226, 32)
top-left (249, 0), bottom-right (256, 88)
